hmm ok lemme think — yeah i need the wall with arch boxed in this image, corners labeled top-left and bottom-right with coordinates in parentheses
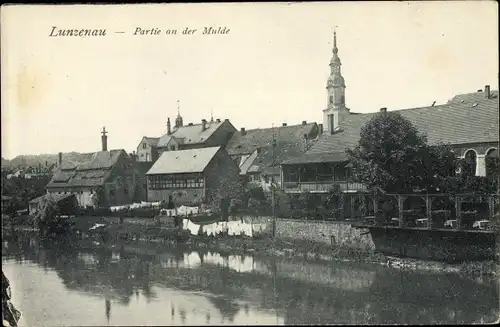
top-left (452, 142), bottom-right (498, 177)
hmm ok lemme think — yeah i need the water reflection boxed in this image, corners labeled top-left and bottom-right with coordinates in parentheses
top-left (2, 230), bottom-right (499, 326)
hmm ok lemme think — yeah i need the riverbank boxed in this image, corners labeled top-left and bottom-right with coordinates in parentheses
top-left (3, 222), bottom-right (498, 278)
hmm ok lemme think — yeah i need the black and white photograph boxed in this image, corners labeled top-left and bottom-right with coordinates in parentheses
top-left (1, 2), bottom-right (499, 326)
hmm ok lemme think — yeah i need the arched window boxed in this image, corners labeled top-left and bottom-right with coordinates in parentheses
top-left (463, 150), bottom-right (477, 177)
top-left (485, 148), bottom-right (498, 179)
top-left (329, 96), bottom-right (333, 105)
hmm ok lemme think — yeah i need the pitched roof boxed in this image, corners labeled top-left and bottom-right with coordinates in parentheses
top-left (143, 137), bottom-right (159, 147)
top-left (245, 141), bottom-right (316, 174)
top-left (77, 150), bottom-right (123, 170)
top-left (146, 146), bottom-right (222, 175)
top-left (156, 120), bottom-right (226, 148)
top-left (226, 123), bottom-right (318, 155)
top-left (46, 149), bottom-right (127, 188)
top-left (284, 90), bottom-right (499, 165)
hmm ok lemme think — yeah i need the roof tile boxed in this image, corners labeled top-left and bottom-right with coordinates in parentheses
top-left (146, 146), bottom-right (222, 175)
top-left (284, 90), bottom-right (499, 164)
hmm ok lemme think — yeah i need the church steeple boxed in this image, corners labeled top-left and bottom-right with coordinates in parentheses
top-left (323, 29), bottom-right (349, 135)
top-left (175, 100), bottom-right (183, 128)
top-left (327, 30), bottom-right (346, 108)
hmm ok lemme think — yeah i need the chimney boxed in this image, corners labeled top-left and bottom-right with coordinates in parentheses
top-left (58, 152), bottom-right (62, 166)
top-left (485, 85), bottom-right (491, 98)
top-left (302, 120), bottom-right (307, 125)
top-left (240, 127), bottom-right (246, 136)
top-left (318, 123), bottom-right (323, 135)
top-left (216, 118), bottom-right (221, 123)
top-left (167, 118), bottom-right (171, 135)
top-left (431, 101), bottom-right (436, 107)
top-left (101, 126), bottom-right (108, 151)
top-left (201, 119), bottom-right (207, 132)
top-left (380, 107), bottom-right (387, 113)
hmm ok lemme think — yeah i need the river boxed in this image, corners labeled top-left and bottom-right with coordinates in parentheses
top-left (2, 230), bottom-right (498, 326)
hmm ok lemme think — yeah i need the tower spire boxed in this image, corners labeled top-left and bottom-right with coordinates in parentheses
top-left (333, 27), bottom-right (338, 54)
top-left (323, 28), bottom-right (348, 135)
top-left (175, 100), bottom-right (183, 127)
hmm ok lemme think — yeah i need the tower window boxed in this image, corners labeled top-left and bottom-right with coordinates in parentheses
top-left (329, 96), bottom-right (333, 105)
top-left (340, 95), bottom-right (345, 104)
top-left (142, 143), bottom-right (147, 149)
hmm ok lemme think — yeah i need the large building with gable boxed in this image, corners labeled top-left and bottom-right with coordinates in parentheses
top-left (46, 128), bottom-right (151, 208)
top-left (136, 102), bottom-right (237, 163)
top-left (280, 32), bottom-right (499, 195)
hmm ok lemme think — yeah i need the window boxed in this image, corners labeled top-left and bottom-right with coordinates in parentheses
top-left (463, 150), bottom-right (477, 177)
top-left (124, 188), bottom-right (128, 194)
top-left (263, 175), bottom-right (269, 183)
top-left (170, 145), bottom-right (176, 151)
top-left (329, 96), bottom-right (333, 105)
top-left (148, 175), bottom-right (204, 190)
top-left (109, 189), bottom-right (115, 196)
top-left (142, 143), bottom-right (147, 149)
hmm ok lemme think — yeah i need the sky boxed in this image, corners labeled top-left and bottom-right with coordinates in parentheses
top-left (1, 1), bottom-right (498, 159)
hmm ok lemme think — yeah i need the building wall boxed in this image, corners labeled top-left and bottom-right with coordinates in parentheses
top-left (204, 148), bottom-right (242, 206)
top-left (46, 187), bottom-right (93, 207)
top-left (147, 187), bottom-right (205, 206)
top-left (204, 120), bottom-right (237, 148)
top-left (105, 153), bottom-right (138, 206)
top-left (137, 138), bottom-right (156, 162)
top-left (452, 142), bottom-right (498, 157)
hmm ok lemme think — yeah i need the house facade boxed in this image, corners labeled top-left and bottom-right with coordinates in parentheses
top-left (280, 32), bottom-right (499, 196)
top-left (226, 121), bottom-right (320, 192)
top-left (46, 128), bottom-right (151, 208)
top-left (146, 146), bottom-right (241, 207)
top-left (136, 105), bottom-right (236, 162)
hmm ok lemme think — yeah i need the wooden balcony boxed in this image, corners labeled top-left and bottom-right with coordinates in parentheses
top-left (282, 181), bottom-right (367, 193)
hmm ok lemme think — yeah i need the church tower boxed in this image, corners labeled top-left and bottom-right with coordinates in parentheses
top-left (323, 30), bottom-right (349, 135)
top-left (175, 100), bottom-right (183, 128)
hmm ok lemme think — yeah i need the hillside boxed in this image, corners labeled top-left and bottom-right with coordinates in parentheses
top-left (1, 152), bottom-right (95, 169)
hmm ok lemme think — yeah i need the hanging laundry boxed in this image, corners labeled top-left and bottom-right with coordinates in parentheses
top-left (242, 223), bottom-right (253, 238)
top-left (187, 220), bottom-right (200, 236)
top-left (204, 223), bottom-right (215, 236)
top-left (227, 221), bottom-right (236, 236)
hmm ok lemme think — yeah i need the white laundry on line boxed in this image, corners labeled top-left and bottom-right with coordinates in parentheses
top-left (187, 221), bottom-right (200, 236)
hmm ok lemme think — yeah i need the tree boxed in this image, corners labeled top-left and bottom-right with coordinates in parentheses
top-left (248, 198), bottom-right (261, 217)
top-left (346, 111), bottom-right (457, 193)
top-left (34, 196), bottom-right (74, 240)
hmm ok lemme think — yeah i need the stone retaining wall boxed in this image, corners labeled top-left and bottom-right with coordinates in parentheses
top-left (239, 216), bottom-right (375, 252)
